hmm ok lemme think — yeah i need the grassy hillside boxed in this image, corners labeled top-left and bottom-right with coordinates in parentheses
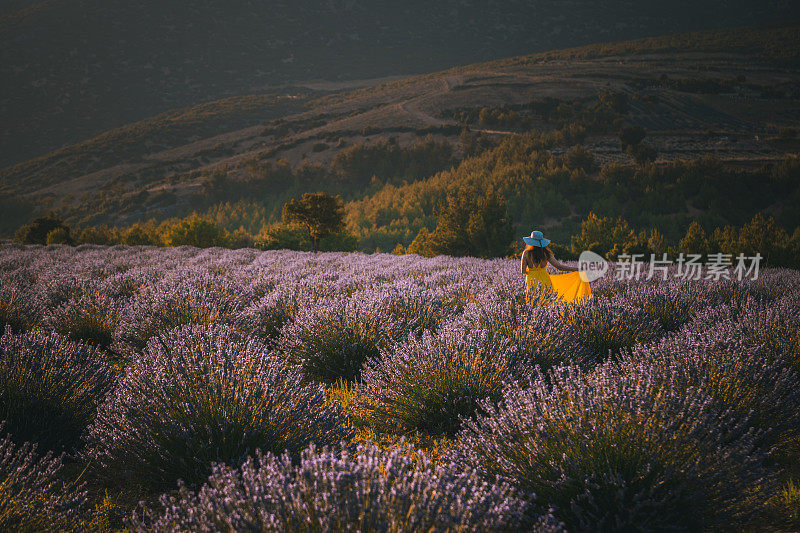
top-left (2, 0), bottom-right (798, 166)
top-left (3, 24), bottom-right (800, 254)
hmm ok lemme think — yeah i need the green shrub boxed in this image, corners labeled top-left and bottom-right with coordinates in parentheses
top-left (45, 227), bottom-right (72, 245)
top-left (563, 297), bottom-right (663, 363)
top-left (15, 216), bottom-right (70, 245)
top-left (161, 214), bottom-right (230, 248)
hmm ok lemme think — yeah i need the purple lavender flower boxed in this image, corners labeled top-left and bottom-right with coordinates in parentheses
top-left (358, 328), bottom-right (524, 437)
top-left (278, 295), bottom-right (401, 383)
top-left (0, 268), bottom-right (45, 333)
top-left (0, 329), bottom-right (116, 453)
top-left (451, 365), bottom-right (773, 530)
top-left (613, 323), bottom-right (800, 459)
top-left (112, 272), bottom-right (251, 363)
top-left (462, 298), bottom-right (590, 370)
top-left (85, 324), bottom-right (353, 493)
top-left (0, 423), bottom-right (87, 531)
top-left (617, 279), bottom-right (712, 331)
top-left (129, 443), bottom-right (539, 532)
top-left (562, 296), bottom-right (664, 363)
top-left (43, 292), bottom-right (121, 350)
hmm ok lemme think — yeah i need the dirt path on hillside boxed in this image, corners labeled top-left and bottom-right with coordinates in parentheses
top-left (393, 76), bottom-right (513, 135)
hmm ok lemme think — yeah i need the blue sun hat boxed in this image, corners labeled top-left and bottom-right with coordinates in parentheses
top-left (523, 230), bottom-right (551, 247)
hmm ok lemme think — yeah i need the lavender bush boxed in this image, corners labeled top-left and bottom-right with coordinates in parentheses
top-left (0, 424), bottom-right (86, 532)
top-left (130, 443), bottom-right (544, 532)
top-left (44, 292), bottom-right (121, 349)
top-left (98, 267), bottom-right (156, 299)
top-left (686, 296), bottom-right (800, 371)
top-left (562, 296), bottom-right (664, 363)
top-left (618, 280), bottom-right (710, 331)
top-left (0, 244), bottom-right (796, 529)
top-left (358, 329), bottom-right (522, 437)
top-left (278, 296), bottom-right (400, 383)
top-left (451, 365), bottom-right (773, 531)
top-left (0, 329), bottom-right (116, 453)
top-left (85, 324), bottom-right (352, 493)
top-left (736, 296), bottom-right (800, 372)
top-left (0, 275), bottom-right (41, 333)
top-left (355, 282), bottom-right (451, 335)
top-left (112, 272), bottom-right (251, 362)
top-left (463, 299), bottom-right (590, 370)
top-left (615, 325), bottom-right (800, 463)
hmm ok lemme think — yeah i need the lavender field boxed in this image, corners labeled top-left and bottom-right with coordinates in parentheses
top-left (1, 243), bottom-right (799, 531)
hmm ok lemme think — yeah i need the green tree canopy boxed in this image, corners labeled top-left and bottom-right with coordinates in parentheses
top-left (162, 214), bottom-right (230, 248)
top-left (618, 125), bottom-right (647, 150)
top-left (677, 220), bottom-right (710, 257)
top-left (408, 188), bottom-right (513, 258)
top-left (282, 192), bottom-right (345, 252)
top-left (45, 227), bottom-right (71, 245)
top-left (15, 215), bottom-right (71, 245)
top-left (571, 212), bottom-right (638, 260)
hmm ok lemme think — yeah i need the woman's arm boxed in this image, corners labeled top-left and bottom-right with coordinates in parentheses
top-left (520, 250), bottom-right (528, 275)
top-left (547, 250), bottom-right (579, 272)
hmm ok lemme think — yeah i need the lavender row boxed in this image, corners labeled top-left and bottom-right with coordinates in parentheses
top-left (0, 243), bottom-right (798, 530)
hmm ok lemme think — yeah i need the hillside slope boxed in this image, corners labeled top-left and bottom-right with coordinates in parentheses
top-left (2, 24), bottom-right (799, 242)
top-left (2, 0), bottom-right (798, 166)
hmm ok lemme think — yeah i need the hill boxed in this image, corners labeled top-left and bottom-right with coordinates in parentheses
top-left (2, 23), bottom-right (800, 255)
top-left (2, 0), bottom-right (798, 167)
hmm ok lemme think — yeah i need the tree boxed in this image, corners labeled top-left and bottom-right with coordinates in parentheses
top-left (415, 188), bottom-right (513, 258)
top-left (564, 145), bottom-right (596, 172)
top-left (255, 223), bottom-right (310, 251)
top-left (618, 125), bottom-right (647, 150)
top-left (45, 227), bottom-right (71, 245)
top-left (77, 224), bottom-right (119, 245)
top-left (405, 227), bottom-right (437, 257)
top-left (710, 225), bottom-right (739, 255)
top-left (162, 213), bottom-right (230, 248)
top-left (645, 228), bottom-right (666, 256)
top-left (627, 142), bottom-right (657, 165)
top-left (599, 91), bottom-right (629, 114)
top-left (122, 223), bottom-right (158, 246)
top-left (15, 215), bottom-right (70, 245)
top-left (737, 212), bottom-right (795, 266)
top-left (201, 167), bottom-right (229, 200)
top-left (570, 212), bottom-right (637, 260)
top-left (677, 221), bottom-right (710, 257)
top-left (282, 192), bottom-right (345, 252)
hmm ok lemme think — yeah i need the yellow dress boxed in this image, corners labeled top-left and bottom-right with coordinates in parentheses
top-left (525, 266), bottom-right (592, 303)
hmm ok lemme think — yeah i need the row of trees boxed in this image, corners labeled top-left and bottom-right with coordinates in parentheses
top-left (14, 193), bottom-right (351, 253)
top-left (391, 206), bottom-right (799, 268)
top-left (347, 123), bottom-right (799, 254)
top-left (569, 212), bottom-right (800, 267)
top-left (442, 91), bottom-right (631, 133)
top-left (13, 204), bottom-right (799, 268)
top-left (330, 136), bottom-right (453, 187)
top-left (16, 213), bottom-right (244, 249)
top-left (395, 189), bottom-right (513, 258)
top-left (14, 215), bottom-right (74, 246)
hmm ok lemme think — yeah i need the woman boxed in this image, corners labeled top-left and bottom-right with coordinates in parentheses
top-left (521, 230), bottom-right (591, 303)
